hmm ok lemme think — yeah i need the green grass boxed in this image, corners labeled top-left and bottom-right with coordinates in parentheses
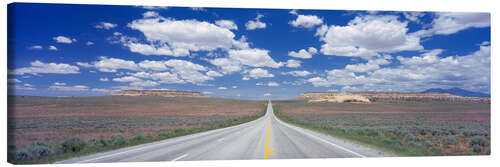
top-left (8, 106), bottom-right (266, 164)
top-left (273, 103), bottom-right (444, 156)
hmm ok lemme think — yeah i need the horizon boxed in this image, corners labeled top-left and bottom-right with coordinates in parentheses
top-left (7, 3), bottom-right (491, 100)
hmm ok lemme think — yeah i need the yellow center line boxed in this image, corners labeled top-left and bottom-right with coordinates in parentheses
top-left (264, 120), bottom-right (273, 159)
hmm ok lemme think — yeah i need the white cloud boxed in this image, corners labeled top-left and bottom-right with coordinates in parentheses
top-left (113, 76), bottom-right (142, 82)
top-left (92, 57), bottom-right (140, 72)
top-left (248, 68), bottom-right (274, 79)
top-left (290, 14), bottom-right (323, 28)
top-left (138, 60), bottom-right (168, 71)
top-left (91, 88), bottom-right (112, 93)
top-left (9, 61), bottom-right (80, 75)
top-left (53, 36), bottom-right (76, 44)
top-left (8, 84), bottom-right (35, 90)
top-left (130, 80), bottom-right (159, 87)
top-left (143, 11), bottom-right (159, 18)
top-left (228, 49), bottom-right (283, 68)
top-left (232, 86), bottom-right (237, 89)
top-left (245, 14), bottom-right (266, 30)
top-left (308, 46), bottom-right (490, 93)
top-left (267, 82), bottom-right (280, 87)
top-left (48, 45), bottom-right (58, 51)
top-left (99, 77), bottom-right (109, 82)
top-left (218, 87), bottom-right (228, 90)
top-left (403, 12), bottom-right (425, 23)
top-left (95, 22), bottom-right (117, 30)
top-left (130, 71), bottom-right (185, 84)
top-left (283, 70), bottom-right (311, 77)
top-left (215, 20), bottom-right (238, 30)
top-left (256, 82), bottom-right (264, 86)
top-left (286, 59), bottom-right (301, 68)
top-left (8, 78), bottom-right (21, 83)
top-left (318, 15), bottom-right (423, 59)
top-left (417, 12), bottom-right (490, 36)
top-left (288, 47), bottom-right (317, 59)
top-left (206, 70), bottom-right (223, 77)
top-left (202, 91), bottom-right (213, 95)
top-left (165, 59), bottom-right (213, 84)
top-left (209, 58), bottom-right (242, 74)
top-left (242, 76), bottom-right (250, 80)
top-left (86, 41), bottom-right (94, 46)
top-left (29, 45), bottom-right (43, 50)
top-left (53, 82), bottom-right (66, 86)
top-left (263, 93), bottom-right (272, 97)
top-left (49, 84), bottom-right (88, 91)
top-left (127, 16), bottom-right (239, 56)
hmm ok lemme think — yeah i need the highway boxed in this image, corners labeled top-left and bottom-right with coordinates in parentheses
top-left (57, 100), bottom-right (392, 163)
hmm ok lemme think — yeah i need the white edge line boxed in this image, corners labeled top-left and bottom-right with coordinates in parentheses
top-left (270, 102), bottom-right (366, 158)
top-left (171, 154), bottom-right (188, 161)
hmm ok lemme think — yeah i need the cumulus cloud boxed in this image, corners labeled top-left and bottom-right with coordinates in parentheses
top-left (218, 87), bottom-right (228, 90)
top-left (245, 14), bottom-right (266, 30)
top-left (9, 83), bottom-right (36, 90)
top-left (95, 22), bottom-right (117, 29)
top-left (209, 58), bottom-right (243, 74)
top-left (290, 14), bottom-right (323, 28)
top-left (286, 59), bottom-right (301, 68)
top-left (165, 59), bottom-right (212, 83)
top-left (138, 60), bottom-right (168, 71)
top-left (113, 76), bottom-right (142, 82)
top-left (288, 47), bottom-right (317, 59)
top-left (49, 45), bottom-right (58, 51)
top-left (86, 41), bottom-right (94, 46)
top-left (283, 70), bottom-right (311, 77)
top-left (415, 12), bottom-right (490, 37)
top-left (143, 11), bottom-right (159, 18)
top-left (248, 68), bottom-right (274, 79)
top-left (215, 20), bottom-right (238, 30)
top-left (49, 84), bottom-right (89, 91)
top-left (228, 49), bottom-right (283, 68)
top-left (29, 45), bottom-right (43, 50)
top-left (308, 46), bottom-right (490, 93)
top-left (318, 15), bottom-right (423, 59)
top-left (99, 77), bottom-right (109, 82)
top-left (206, 70), bottom-right (223, 77)
top-left (267, 82), bottom-right (280, 87)
top-left (8, 78), bottom-right (21, 83)
top-left (53, 36), bottom-right (77, 44)
top-left (263, 93), bottom-right (272, 97)
top-left (91, 57), bottom-right (140, 72)
top-left (126, 16), bottom-right (240, 56)
top-left (9, 61), bottom-right (80, 75)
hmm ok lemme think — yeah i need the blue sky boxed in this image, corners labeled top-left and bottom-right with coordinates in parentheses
top-left (7, 3), bottom-right (490, 100)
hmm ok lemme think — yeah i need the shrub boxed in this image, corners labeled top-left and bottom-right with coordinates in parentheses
top-left (423, 140), bottom-right (434, 148)
top-left (403, 134), bottom-right (421, 143)
top-left (469, 136), bottom-right (487, 147)
top-left (60, 137), bottom-right (86, 153)
top-left (88, 137), bottom-right (110, 148)
top-left (10, 149), bottom-right (33, 161)
top-left (111, 135), bottom-right (126, 146)
top-left (27, 145), bottom-right (52, 158)
top-left (442, 135), bottom-right (458, 145)
top-left (472, 144), bottom-right (483, 153)
top-left (429, 146), bottom-right (444, 155)
top-left (130, 134), bottom-right (146, 143)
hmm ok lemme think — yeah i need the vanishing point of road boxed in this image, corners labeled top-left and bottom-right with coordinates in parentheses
top-left (57, 100), bottom-right (392, 163)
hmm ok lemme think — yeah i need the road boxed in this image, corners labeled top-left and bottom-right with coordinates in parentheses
top-left (57, 100), bottom-right (391, 163)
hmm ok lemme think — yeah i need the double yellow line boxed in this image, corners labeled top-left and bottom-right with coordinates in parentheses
top-left (264, 120), bottom-right (274, 159)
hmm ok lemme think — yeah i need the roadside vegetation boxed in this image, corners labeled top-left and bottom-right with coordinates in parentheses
top-left (273, 100), bottom-right (490, 156)
top-left (8, 96), bottom-right (266, 164)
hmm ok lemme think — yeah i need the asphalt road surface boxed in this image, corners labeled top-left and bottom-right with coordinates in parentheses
top-left (57, 100), bottom-right (392, 163)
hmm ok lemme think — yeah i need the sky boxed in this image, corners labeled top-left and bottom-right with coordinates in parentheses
top-left (7, 3), bottom-right (491, 100)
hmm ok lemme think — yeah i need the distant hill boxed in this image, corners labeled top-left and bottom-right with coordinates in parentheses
top-left (423, 88), bottom-right (490, 98)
